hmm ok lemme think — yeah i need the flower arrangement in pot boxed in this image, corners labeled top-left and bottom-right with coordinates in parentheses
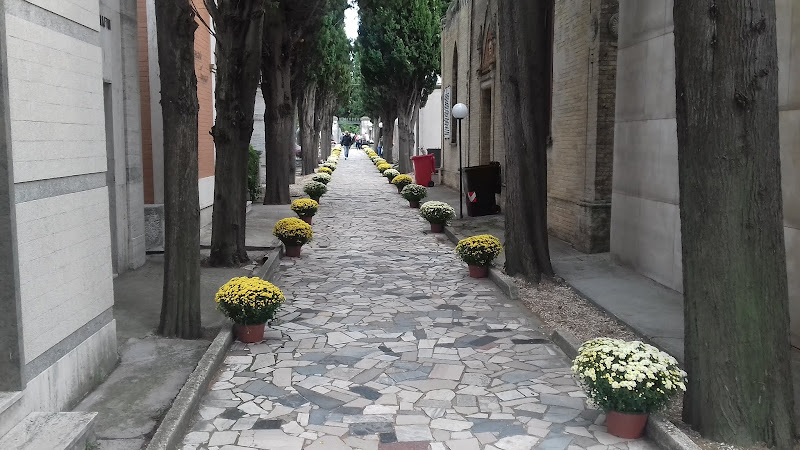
top-left (377, 163), bottom-right (392, 173)
top-left (274, 217), bottom-right (313, 257)
top-left (572, 338), bottom-right (686, 439)
top-left (312, 172), bottom-right (332, 185)
top-left (401, 184), bottom-right (427, 208)
top-left (419, 201), bottom-right (455, 233)
top-left (290, 198), bottom-right (319, 225)
top-left (383, 168), bottom-right (400, 183)
top-left (455, 234), bottom-right (503, 278)
top-left (304, 181), bottom-right (328, 202)
top-left (322, 162), bottom-right (337, 172)
top-left (318, 166), bottom-right (333, 175)
top-left (392, 174), bottom-right (413, 193)
top-left (374, 158), bottom-right (387, 166)
top-left (216, 277), bottom-right (286, 343)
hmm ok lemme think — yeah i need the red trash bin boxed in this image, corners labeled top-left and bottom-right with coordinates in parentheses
top-left (411, 154), bottom-right (436, 187)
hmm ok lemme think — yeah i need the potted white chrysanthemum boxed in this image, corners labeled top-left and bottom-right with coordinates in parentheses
top-left (572, 338), bottom-right (686, 439)
top-left (419, 201), bottom-right (456, 233)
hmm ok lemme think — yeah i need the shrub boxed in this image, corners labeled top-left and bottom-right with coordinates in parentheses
top-left (312, 173), bottom-right (332, 185)
top-left (455, 234), bottom-right (503, 266)
top-left (291, 198), bottom-right (319, 218)
top-left (318, 167), bottom-right (333, 175)
top-left (392, 174), bottom-right (413, 189)
top-left (215, 277), bottom-right (285, 325)
top-left (419, 201), bottom-right (456, 225)
top-left (401, 184), bottom-right (428, 202)
top-left (322, 162), bottom-right (337, 172)
top-left (572, 338), bottom-right (686, 414)
top-left (383, 169), bottom-right (400, 181)
top-left (273, 217), bottom-right (313, 246)
top-left (304, 181), bottom-right (328, 200)
top-left (248, 146), bottom-right (262, 202)
top-left (377, 163), bottom-right (392, 173)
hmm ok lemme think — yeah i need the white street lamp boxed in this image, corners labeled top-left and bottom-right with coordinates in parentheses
top-left (452, 103), bottom-right (468, 218)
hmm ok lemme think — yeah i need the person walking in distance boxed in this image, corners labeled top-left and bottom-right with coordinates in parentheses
top-left (341, 131), bottom-right (354, 159)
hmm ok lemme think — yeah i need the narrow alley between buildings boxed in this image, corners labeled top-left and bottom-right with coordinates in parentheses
top-left (181, 150), bottom-right (658, 450)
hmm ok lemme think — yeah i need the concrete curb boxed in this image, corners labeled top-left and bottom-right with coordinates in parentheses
top-left (145, 327), bottom-right (233, 450)
top-left (548, 328), bottom-right (699, 450)
top-left (146, 247), bottom-right (283, 450)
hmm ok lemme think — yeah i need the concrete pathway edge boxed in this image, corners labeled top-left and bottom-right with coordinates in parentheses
top-left (145, 247), bottom-right (283, 450)
top-left (443, 225), bottom-right (698, 450)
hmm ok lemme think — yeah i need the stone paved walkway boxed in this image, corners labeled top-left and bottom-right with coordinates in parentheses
top-left (181, 151), bottom-right (657, 450)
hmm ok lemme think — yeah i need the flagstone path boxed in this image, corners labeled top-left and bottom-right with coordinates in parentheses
top-left (181, 151), bottom-right (658, 450)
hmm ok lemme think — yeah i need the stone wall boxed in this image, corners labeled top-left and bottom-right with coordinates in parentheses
top-left (440, 0), bottom-right (618, 250)
top-left (0, 0), bottom-right (121, 427)
top-left (611, 0), bottom-right (800, 345)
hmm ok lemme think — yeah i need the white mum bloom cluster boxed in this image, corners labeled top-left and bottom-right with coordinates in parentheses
top-left (571, 338), bottom-right (686, 414)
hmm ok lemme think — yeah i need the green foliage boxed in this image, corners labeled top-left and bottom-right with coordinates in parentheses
top-left (356, 0), bottom-right (442, 114)
top-left (248, 146), bottom-right (262, 202)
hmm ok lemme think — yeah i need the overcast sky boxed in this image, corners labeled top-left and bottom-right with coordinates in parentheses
top-left (344, 3), bottom-right (359, 42)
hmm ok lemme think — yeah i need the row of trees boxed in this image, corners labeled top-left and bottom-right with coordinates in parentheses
top-left (355, 0), bottom-right (443, 173)
top-left (498, 0), bottom-right (794, 447)
top-left (153, 0), bottom-right (350, 336)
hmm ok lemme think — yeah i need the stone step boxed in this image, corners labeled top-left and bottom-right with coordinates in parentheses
top-left (0, 412), bottom-right (97, 450)
top-left (0, 391), bottom-right (23, 437)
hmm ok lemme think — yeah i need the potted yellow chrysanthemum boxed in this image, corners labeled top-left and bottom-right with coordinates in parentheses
top-left (215, 277), bottom-right (285, 343)
top-left (572, 338), bottom-right (686, 438)
top-left (273, 218), bottom-right (313, 257)
top-left (455, 234), bottom-right (503, 278)
top-left (291, 198), bottom-right (319, 225)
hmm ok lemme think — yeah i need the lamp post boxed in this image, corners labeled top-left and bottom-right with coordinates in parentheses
top-left (452, 103), bottom-right (468, 219)
top-left (378, 122), bottom-right (384, 157)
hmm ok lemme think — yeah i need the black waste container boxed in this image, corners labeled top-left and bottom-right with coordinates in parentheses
top-left (426, 148), bottom-right (442, 169)
top-left (463, 161), bottom-right (501, 217)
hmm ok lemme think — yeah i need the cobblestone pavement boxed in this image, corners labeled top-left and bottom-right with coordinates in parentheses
top-left (181, 151), bottom-right (657, 450)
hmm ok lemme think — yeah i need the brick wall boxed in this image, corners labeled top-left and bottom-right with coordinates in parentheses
top-left (193, 0), bottom-right (215, 180)
top-left (137, 0), bottom-right (154, 204)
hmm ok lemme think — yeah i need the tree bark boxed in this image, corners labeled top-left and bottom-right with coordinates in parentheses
top-left (299, 80), bottom-right (318, 175)
top-left (319, 93), bottom-right (335, 160)
top-left (396, 110), bottom-right (413, 174)
top-left (674, 1), bottom-right (794, 446)
top-left (381, 109), bottom-right (397, 164)
top-left (497, 0), bottom-right (554, 282)
top-left (155, 0), bottom-right (201, 338)
top-left (206, 0), bottom-right (265, 267)
top-left (262, 6), bottom-right (293, 205)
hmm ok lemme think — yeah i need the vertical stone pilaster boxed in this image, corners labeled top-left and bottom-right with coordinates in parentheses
top-left (0, 0), bottom-right (25, 391)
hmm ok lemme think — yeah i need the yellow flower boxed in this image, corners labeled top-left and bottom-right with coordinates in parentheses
top-left (273, 218), bottom-right (313, 245)
top-left (318, 167), bottom-right (333, 175)
top-left (291, 199), bottom-right (319, 217)
top-left (392, 174), bottom-right (413, 186)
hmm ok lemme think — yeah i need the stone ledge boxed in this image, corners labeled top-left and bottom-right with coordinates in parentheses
top-left (0, 412), bottom-right (97, 450)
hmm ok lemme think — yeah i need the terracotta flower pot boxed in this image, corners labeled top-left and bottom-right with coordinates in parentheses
top-left (284, 244), bottom-right (303, 257)
top-left (430, 223), bottom-right (444, 233)
top-left (605, 411), bottom-right (648, 439)
top-left (300, 216), bottom-right (313, 225)
top-left (409, 201), bottom-right (420, 208)
top-left (234, 323), bottom-right (265, 343)
top-left (310, 196), bottom-right (321, 203)
top-left (396, 185), bottom-right (404, 193)
top-left (468, 265), bottom-right (488, 278)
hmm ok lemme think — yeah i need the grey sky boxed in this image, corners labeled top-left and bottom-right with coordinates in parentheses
top-left (344, 2), bottom-right (359, 42)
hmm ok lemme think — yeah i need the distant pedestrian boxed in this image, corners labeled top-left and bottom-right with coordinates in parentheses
top-left (341, 132), bottom-right (354, 159)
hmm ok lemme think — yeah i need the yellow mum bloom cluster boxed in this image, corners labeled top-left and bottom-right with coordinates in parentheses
top-left (215, 277), bottom-right (285, 325)
top-left (365, 148), bottom-right (377, 158)
top-left (392, 174), bottom-right (413, 187)
top-left (290, 199), bottom-right (319, 217)
top-left (377, 163), bottom-right (392, 173)
top-left (318, 167), bottom-right (333, 175)
top-left (572, 338), bottom-right (687, 414)
top-left (273, 218), bottom-right (313, 246)
top-left (455, 234), bottom-right (503, 267)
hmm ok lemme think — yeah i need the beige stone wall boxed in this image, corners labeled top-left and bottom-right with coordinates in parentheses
top-left (441, 0), bottom-right (617, 250)
top-left (440, 0), bottom-right (505, 206)
top-left (612, 0), bottom-right (800, 345)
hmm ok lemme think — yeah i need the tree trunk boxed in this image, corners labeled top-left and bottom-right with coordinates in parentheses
top-left (289, 102), bottom-right (298, 184)
top-left (381, 111), bottom-right (397, 164)
top-left (674, 1), bottom-right (794, 446)
top-left (206, 0), bottom-right (265, 267)
top-left (397, 109), bottom-right (414, 174)
top-left (262, 7), bottom-right (292, 205)
top-left (299, 80), bottom-right (318, 175)
top-left (311, 85), bottom-right (328, 162)
top-left (497, 0), bottom-right (554, 282)
top-left (320, 94), bottom-right (335, 160)
top-left (154, 0), bottom-right (201, 339)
